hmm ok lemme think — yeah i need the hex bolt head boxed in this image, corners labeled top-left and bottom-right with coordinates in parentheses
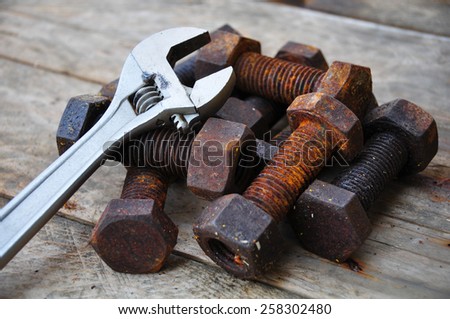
top-left (90, 198), bottom-right (178, 273)
top-left (290, 180), bottom-right (371, 262)
top-left (90, 167), bottom-right (177, 274)
top-left (363, 99), bottom-right (438, 174)
top-left (56, 94), bottom-right (110, 155)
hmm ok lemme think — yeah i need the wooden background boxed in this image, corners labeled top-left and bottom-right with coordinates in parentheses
top-left (0, 0), bottom-right (449, 298)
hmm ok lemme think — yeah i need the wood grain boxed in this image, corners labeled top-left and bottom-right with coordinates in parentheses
top-left (0, 214), bottom-right (298, 298)
top-left (0, 0), bottom-right (449, 298)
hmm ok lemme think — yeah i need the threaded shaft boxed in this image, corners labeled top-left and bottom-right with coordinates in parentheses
top-left (333, 132), bottom-right (408, 211)
top-left (121, 167), bottom-right (169, 211)
top-left (243, 121), bottom-right (332, 222)
top-left (271, 128), bottom-right (291, 147)
top-left (125, 128), bottom-right (194, 179)
top-left (234, 52), bottom-right (325, 106)
top-left (174, 56), bottom-right (196, 87)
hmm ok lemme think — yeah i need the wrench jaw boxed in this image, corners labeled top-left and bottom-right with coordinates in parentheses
top-left (189, 66), bottom-right (236, 127)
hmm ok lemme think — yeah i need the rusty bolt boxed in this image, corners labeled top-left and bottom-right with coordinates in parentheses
top-left (56, 94), bottom-right (111, 155)
top-left (275, 41), bottom-right (329, 71)
top-left (195, 30), bottom-right (374, 121)
top-left (291, 99), bottom-right (438, 262)
top-left (90, 166), bottom-right (177, 273)
top-left (193, 93), bottom-right (363, 279)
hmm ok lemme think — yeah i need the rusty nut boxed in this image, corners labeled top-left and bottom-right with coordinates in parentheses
top-left (187, 118), bottom-right (257, 201)
top-left (193, 194), bottom-right (284, 279)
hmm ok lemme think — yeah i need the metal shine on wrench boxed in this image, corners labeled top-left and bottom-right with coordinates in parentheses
top-left (0, 27), bottom-right (235, 269)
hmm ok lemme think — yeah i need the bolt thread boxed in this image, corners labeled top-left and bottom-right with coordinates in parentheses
top-left (271, 128), bottom-right (291, 147)
top-left (174, 56), bottom-right (196, 87)
top-left (234, 52), bottom-right (325, 106)
top-left (243, 121), bottom-right (332, 222)
top-left (121, 167), bottom-right (169, 210)
top-left (333, 132), bottom-right (408, 211)
top-left (126, 128), bottom-right (195, 179)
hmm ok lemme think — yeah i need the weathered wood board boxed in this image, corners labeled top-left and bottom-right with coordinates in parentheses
top-left (0, 0), bottom-right (449, 298)
top-left (298, 0), bottom-right (450, 37)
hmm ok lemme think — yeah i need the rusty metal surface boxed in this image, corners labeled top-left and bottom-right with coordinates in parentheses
top-left (187, 117), bottom-right (257, 200)
top-left (194, 93), bottom-right (363, 278)
top-left (185, 28), bottom-right (376, 121)
top-left (291, 99), bottom-right (438, 263)
top-left (275, 41), bottom-right (329, 71)
top-left (56, 94), bottom-right (111, 155)
top-left (90, 167), bottom-right (177, 273)
top-left (315, 61), bottom-right (373, 120)
top-left (195, 30), bottom-right (261, 79)
top-left (290, 180), bottom-right (371, 262)
top-left (216, 97), bottom-right (275, 139)
top-left (193, 193), bottom-right (284, 279)
top-left (286, 93), bottom-right (363, 161)
top-left (235, 51), bottom-right (324, 106)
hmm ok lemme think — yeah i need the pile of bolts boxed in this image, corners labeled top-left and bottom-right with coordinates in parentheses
top-left (56, 25), bottom-right (438, 280)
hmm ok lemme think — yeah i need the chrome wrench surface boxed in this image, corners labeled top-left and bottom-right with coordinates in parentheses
top-left (0, 27), bottom-right (235, 269)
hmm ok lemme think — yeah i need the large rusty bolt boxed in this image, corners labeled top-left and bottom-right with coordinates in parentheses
top-left (187, 117), bottom-right (257, 201)
top-left (195, 30), bottom-right (374, 121)
top-left (291, 99), bottom-right (438, 262)
top-left (90, 167), bottom-right (177, 273)
top-left (275, 41), bottom-right (329, 71)
top-left (193, 93), bottom-right (363, 279)
top-left (56, 94), bottom-right (110, 155)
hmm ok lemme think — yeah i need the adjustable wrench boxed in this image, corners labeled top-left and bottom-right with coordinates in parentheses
top-left (0, 27), bottom-right (235, 269)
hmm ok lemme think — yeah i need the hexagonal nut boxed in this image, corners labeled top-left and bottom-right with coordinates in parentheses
top-left (316, 61), bottom-right (373, 121)
top-left (287, 93), bottom-right (363, 162)
top-left (195, 30), bottom-right (261, 79)
top-left (90, 199), bottom-right (178, 273)
top-left (193, 194), bottom-right (284, 279)
top-left (187, 117), bottom-right (257, 200)
top-left (364, 99), bottom-right (438, 174)
top-left (99, 78), bottom-right (119, 100)
top-left (290, 180), bottom-right (371, 262)
top-left (216, 97), bottom-right (273, 139)
top-left (275, 41), bottom-right (329, 71)
top-left (56, 94), bottom-right (110, 155)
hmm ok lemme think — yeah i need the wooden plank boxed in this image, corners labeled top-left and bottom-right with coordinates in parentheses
top-left (299, 0), bottom-right (450, 37)
top-left (0, 213), bottom-right (299, 298)
top-left (0, 0), bottom-right (449, 298)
